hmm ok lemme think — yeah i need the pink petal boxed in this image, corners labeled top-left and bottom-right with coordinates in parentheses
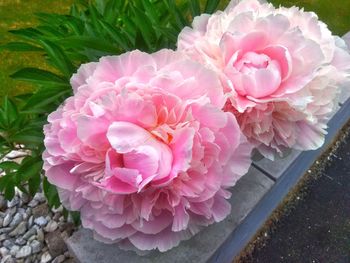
top-left (211, 196), bottom-right (231, 222)
top-left (46, 163), bottom-right (77, 191)
top-left (107, 121), bottom-right (153, 153)
top-left (131, 211), bottom-right (172, 235)
top-left (262, 45), bottom-right (292, 80)
top-left (70, 62), bottom-right (98, 93)
top-left (123, 146), bottom-right (159, 178)
top-left (172, 204), bottom-right (190, 232)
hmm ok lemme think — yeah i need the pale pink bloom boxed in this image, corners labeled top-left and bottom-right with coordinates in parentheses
top-left (43, 50), bottom-right (252, 252)
top-left (178, 0), bottom-right (350, 159)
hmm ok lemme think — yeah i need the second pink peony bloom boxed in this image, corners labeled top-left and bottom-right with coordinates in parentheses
top-left (178, 0), bottom-right (350, 159)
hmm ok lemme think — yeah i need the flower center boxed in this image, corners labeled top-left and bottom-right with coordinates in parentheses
top-left (228, 50), bottom-right (282, 99)
top-left (101, 121), bottom-right (173, 194)
top-left (234, 52), bottom-right (270, 73)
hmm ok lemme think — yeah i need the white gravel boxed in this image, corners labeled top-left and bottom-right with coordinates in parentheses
top-left (0, 189), bottom-right (76, 263)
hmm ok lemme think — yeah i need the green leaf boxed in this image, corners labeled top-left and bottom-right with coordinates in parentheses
top-left (11, 68), bottom-right (68, 86)
top-left (0, 161), bottom-right (20, 173)
top-left (130, 5), bottom-right (157, 50)
top-left (162, 0), bottom-right (189, 29)
top-left (43, 177), bottom-right (60, 208)
top-left (141, 0), bottom-right (160, 25)
top-left (98, 21), bottom-right (131, 51)
top-left (0, 96), bottom-right (18, 128)
top-left (103, 0), bottom-right (124, 24)
top-left (17, 156), bottom-right (43, 182)
top-left (9, 28), bottom-right (43, 41)
top-left (70, 211), bottom-right (81, 226)
top-left (204, 0), bottom-right (220, 13)
top-left (56, 36), bottom-right (119, 53)
top-left (28, 174), bottom-right (41, 196)
top-left (0, 42), bottom-right (43, 52)
top-left (189, 0), bottom-right (201, 16)
top-left (40, 40), bottom-right (76, 77)
top-left (22, 87), bottom-right (71, 112)
top-left (0, 173), bottom-right (16, 200)
top-left (4, 182), bottom-right (15, 200)
top-left (10, 132), bottom-right (43, 145)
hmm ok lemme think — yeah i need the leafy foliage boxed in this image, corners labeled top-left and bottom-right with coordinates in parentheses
top-left (0, 0), bottom-right (224, 207)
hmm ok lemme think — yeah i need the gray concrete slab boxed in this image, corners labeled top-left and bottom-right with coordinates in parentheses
top-left (253, 149), bottom-right (301, 180)
top-left (66, 167), bottom-right (274, 263)
top-left (338, 90), bottom-right (350, 105)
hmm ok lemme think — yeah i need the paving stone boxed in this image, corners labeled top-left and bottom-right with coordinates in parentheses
top-left (66, 167), bottom-right (274, 263)
top-left (338, 88), bottom-right (350, 105)
top-left (253, 149), bottom-right (301, 180)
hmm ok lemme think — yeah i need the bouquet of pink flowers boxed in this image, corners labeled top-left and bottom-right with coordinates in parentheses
top-left (42, 0), bottom-right (350, 253)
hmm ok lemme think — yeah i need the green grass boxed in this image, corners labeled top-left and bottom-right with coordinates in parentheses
top-left (0, 0), bottom-right (73, 98)
top-left (0, 0), bottom-right (349, 98)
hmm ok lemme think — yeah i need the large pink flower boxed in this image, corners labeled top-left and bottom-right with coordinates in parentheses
top-left (43, 50), bottom-right (252, 252)
top-left (178, 0), bottom-right (350, 159)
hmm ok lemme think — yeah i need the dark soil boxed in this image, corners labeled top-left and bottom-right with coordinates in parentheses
top-left (243, 131), bottom-right (350, 263)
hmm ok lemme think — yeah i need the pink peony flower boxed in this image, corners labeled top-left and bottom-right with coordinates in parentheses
top-left (178, 0), bottom-right (350, 159)
top-left (43, 50), bottom-right (252, 252)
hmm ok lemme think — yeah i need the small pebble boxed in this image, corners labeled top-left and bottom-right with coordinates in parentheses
top-left (0, 233), bottom-right (6, 241)
top-left (51, 206), bottom-right (63, 213)
top-left (10, 212), bottom-right (23, 227)
top-left (23, 228), bottom-right (36, 240)
top-left (0, 227), bottom-right (13, 234)
top-left (8, 207), bottom-right (17, 216)
top-left (1, 255), bottom-right (12, 263)
top-left (52, 254), bottom-right (66, 263)
top-left (34, 193), bottom-right (46, 203)
top-left (34, 216), bottom-right (48, 226)
top-left (19, 192), bottom-right (30, 205)
top-left (53, 213), bottom-right (61, 221)
top-left (3, 239), bottom-right (14, 249)
top-left (17, 207), bottom-right (26, 215)
top-left (44, 221), bottom-right (58, 232)
top-left (31, 240), bottom-right (43, 254)
top-left (28, 215), bottom-right (34, 228)
top-left (36, 228), bottom-right (45, 242)
top-left (3, 213), bottom-right (12, 227)
top-left (15, 237), bottom-right (26, 245)
top-left (10, 245), bottom-right (20, 256)
top-left (0, 247), bottom-right (9, 257)
top-left (41, 251), bottom-right (52, 263)
top-left (15, 245), bottom-right (32, 259)
top-left (32, 203), bottom-right (49, 218)
top-left (25, 207), bottom-right (32, 215)
top-left (9, 221), bottom-right (27, 236)
top-left (28, 235), bottom-right (37, 242)
top-left (7, 197), bottom-right (19, 208)
top-left (27, 199), bottom-right (39, 208)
